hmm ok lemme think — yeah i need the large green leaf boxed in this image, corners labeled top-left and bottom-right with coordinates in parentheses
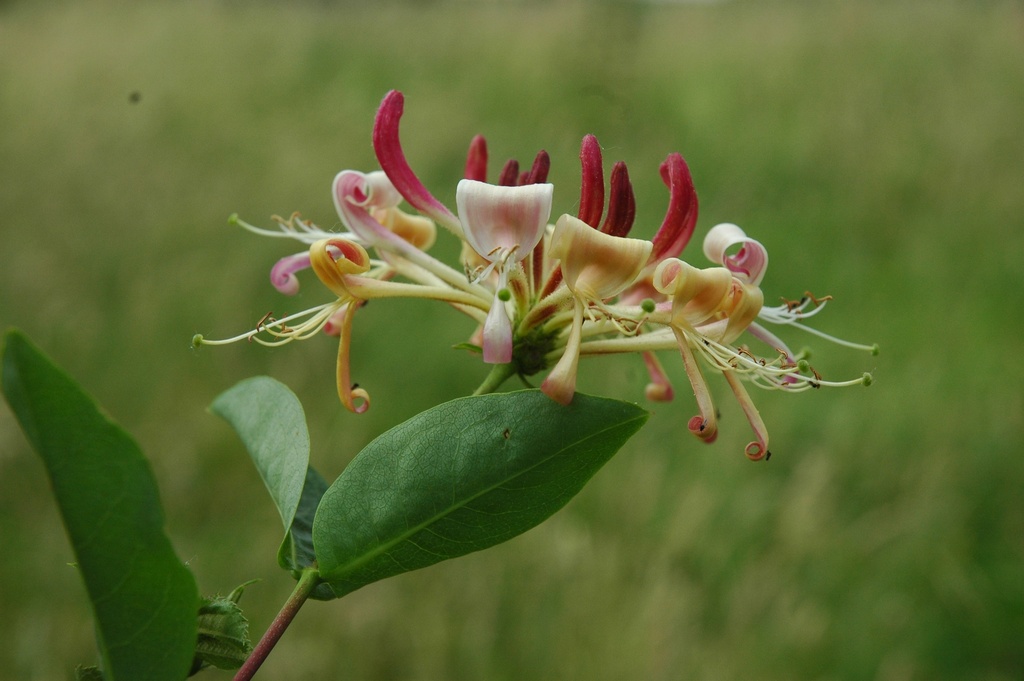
top-left (1, 330), bottom-right (198, 681)
top-left (313, 390), bottom-right (648, 598)
top-left (211, 377), bottom-right (332, 597)
top-left (211, 377), bottom-right (310, 534)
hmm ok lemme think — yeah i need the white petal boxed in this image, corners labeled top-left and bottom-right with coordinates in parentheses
top-left (456, 180), bottom-right (552, 263)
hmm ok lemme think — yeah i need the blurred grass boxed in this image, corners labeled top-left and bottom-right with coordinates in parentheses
top-left (2, 0), bottom-right (1023, 679)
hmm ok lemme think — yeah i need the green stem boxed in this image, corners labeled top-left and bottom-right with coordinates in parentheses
top-left (233, 568), bottom-right (321, 681)
top-left (472, 362), bottom-right (516, 395)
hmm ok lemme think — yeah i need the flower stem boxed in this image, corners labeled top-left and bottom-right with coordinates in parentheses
top-left (233, 567), bottom-right (321, 681)
top-left (472, 362), bottom-right (516, 395)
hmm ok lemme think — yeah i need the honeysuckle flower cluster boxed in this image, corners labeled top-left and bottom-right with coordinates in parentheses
top-left (195, 90), bottom-right (877, 460)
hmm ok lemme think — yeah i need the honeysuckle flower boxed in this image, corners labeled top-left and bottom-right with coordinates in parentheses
top-left (195, 89), bottom-right (877, 460)
top-left (457, 179), bottom-right (553, 363)
top-left (541, 214), bottom-right (652, 404)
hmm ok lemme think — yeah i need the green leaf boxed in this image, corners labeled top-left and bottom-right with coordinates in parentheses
top-left (211, 376), bottom-right (332, 597)
top-left (277, 466), bottom-right (335, 600)
top-left (211, 376), bottom-right (310, 535)
top-left (313, 390), bottom-right (648, 598)
top-left (1, 330), bottom-right (198, 681)
top-left (277, 466), bottom-right (328, 573)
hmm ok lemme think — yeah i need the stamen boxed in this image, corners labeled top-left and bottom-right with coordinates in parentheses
top-left (230, 212), bottom-right (348, 245)
top-left (195, 302), bottom-right (342, 347)
top-left (255, 311), bottom-right (275, 333)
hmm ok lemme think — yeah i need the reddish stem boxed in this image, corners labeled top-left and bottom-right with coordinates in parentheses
top-left (233, 568), bottom-right (321, 681)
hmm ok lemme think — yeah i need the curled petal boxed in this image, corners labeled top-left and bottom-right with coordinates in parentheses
top-left (348, 169), bottom-right (402, 208)
top-left (464, 134), bottom-right (488, 182)
top-left (333, 170), bottom-right (404, 245)
top-left (549, 214), bottom-right (652, 301)
top-left (372, 90), bottom-right (462, 235)
top-left (309, 238), bottom-right (372, 300)
top-left (649, 152), bottom-right (698, 263)
top-left (673, 327), bottom-right (718, 443)
top-left (270, 252), bottom-right (312, 295)
top-left (456, 180), bottom-right (552, 263)
top-left (703, 223), bottom-right (768, 286)
top-left (723, 370), bottom-right (769, 461)
top-left (332, 303), bottom-right (370, 414)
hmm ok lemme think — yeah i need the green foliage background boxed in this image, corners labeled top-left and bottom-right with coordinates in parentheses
top-left (1, 1), bottom-right (1022, 679)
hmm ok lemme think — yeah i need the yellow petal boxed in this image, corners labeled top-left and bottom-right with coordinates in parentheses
top-left (549, 214), bottom-right (652, 301)
top-left (309, 238), bottom-right (372, 300)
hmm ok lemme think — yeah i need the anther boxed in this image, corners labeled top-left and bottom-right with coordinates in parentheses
top-left (256, 311), bottom-right (275, 332)
top-left (781, 296), bottom-right (802, 312)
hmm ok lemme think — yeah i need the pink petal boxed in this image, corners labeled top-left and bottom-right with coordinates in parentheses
top-left (333, 170), bottom-right (407, 247)
top-left (372, 90), bottom-right (462, 234)
top-left (482, 290), bottom-right (513, 364)
top-left (270, 251), bottom-right (312, 295)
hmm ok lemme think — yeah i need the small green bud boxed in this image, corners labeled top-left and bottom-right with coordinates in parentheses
top-left (862, 372), bottom-right (873, 387)
top-left (871, 343), bottom-right (880, 356)
top-left (640, 298), bottom-right (656, 313)
top-left (192, 334), bottom-right (204, 349)
top-left (797, 359), bottom-right (811, 373)
top-left (227, 213), bottom-right (239, 225)
top-left (498, 288), bottom-right (512, 302)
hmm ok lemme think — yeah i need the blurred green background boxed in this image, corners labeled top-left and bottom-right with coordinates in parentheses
top-left (2, 1), bottom-right (1022, 679)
